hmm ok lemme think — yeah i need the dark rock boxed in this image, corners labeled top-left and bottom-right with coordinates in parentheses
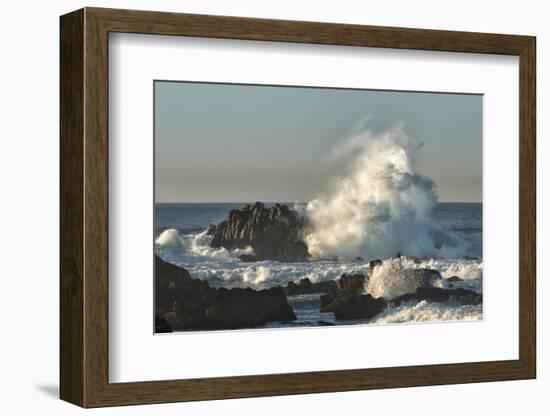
top-left (320, 273), bottom-right (383, 320)
top-left (238, 254), bottom-right (260, 262)
top-left (369, 259), bottom-right (383, 270)
top-left (155, 253), bottom-right (194, 320)
top-left (317, 320), bottom-right (335, 326)
top-left (355, 256), bottom-right (364, 261)
top-left (446, 276), bottom-right (463, 282)
top-left (320, 293), bottom-right (333, 310)
top-left (324, 293), bottom-right (386, 320)
top-left (205, 224), bottom-right (217, 236)
top-left (283, 278), bottom-right (337, 296)
top-left (210, 202), bottom-right (309, 262)
top-left (399, 268), bottom-right (443, 289)
top-left (155, 255), bottom-right (296, 330)
top-left (155, 315), bottom-right (173, 333)
top-left (204, 286), bottom-right (295, 329)
top-left (390, 287), bottom-right (482, 306)
top-left (336, 273), bottom-right (367, 294)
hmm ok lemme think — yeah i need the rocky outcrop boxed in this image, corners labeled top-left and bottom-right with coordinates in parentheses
top-left (325, 294), bottom-right (387, 320)
top-left (390, 286), bottom-right (482, 306)
top-left (318, 268), bottom-right (481, 321)
top-left (205, 224), bottom-right (217, 236)
top-left (319, 274), bottom-right (385, 320)
top-left (283, 277), bottom-right (337, 296)
top-left (210, 202), bottom-right (309, 262)
top-left (335, 273), bottom-right (366, 293)
top-left (155, 255), bottom-right (296, 330)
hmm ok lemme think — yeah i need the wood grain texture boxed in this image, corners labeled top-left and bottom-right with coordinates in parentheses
top-left (59, 7), bottom-right (537, 408)
top-left (518, 38), bottom-right (536, 375)
top-left (59, 8), bottom-right (84, 407)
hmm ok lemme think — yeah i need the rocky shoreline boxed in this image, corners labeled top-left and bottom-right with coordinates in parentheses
top-left (155, 255), bottom-right (296, 332)
top-left (155, 255), bottom-right (482, 332)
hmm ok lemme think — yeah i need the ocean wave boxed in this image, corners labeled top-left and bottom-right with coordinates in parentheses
top-left (304, 125), bottom-right (465, 260)
top-left (371, 300), bottom-right (482, 324)
top-left (366, 258), bottom-right (440, 299)
top-left (156, 228), bottom-right (253, 261)
top-left (155, 228), bottom-right (482, 296)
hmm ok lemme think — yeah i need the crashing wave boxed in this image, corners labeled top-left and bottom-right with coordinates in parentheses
top-left (304, 124), bottom-right (464, 260)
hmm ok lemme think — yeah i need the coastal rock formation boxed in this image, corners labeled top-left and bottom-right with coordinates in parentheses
top-left (205, 224), bottom-right (217, 236)
top-left (335, 273), bottom-right (366, 293)
top-left (325, 294), bottom-right (387, 320)
top-left (319, 274), bottom-right (385, 320)
top-left (210, 202), bottom-right (309, 262)
top-left (283, 277), bottom-right (337, 296)
top-left (390, 286), bottom-right (482, 307)
top-left (155, 255), bottom-right (296, 330)
top-left (319, 268), bottom-right (481, 321)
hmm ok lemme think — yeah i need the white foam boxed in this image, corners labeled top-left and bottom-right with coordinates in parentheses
top-left (371, 300), bottom-right (482, 324)
top-left (155, 228), bottom-right (182, 248)
top-left (366, 258), bottom-right (438, 299)
top-left (154, 228), bottom-right (482, 295)
top-left (304, 125), bottom-right (464, 260)
top-left (242, 266), bottom-right (272, 285)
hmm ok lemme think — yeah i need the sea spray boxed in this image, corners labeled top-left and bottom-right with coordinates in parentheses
top-left (156, 228), bottom-right (254, 260)
top-left (155, 228), bottom-right (183, 249)
top-left (304, 125), bottom-right (463, 260)
top-left (365, 258), bottom-right (441, 299)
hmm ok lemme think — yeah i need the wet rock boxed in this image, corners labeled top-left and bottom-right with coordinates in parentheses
top-left (205, 224), bottom-right (217, 236)
top-left (446, 276), bottom-right (463, 282)
top-left (320, 293), bottom-right (333, 310)
top-left (155, 255), bottom-right (296, 331)
top-left (401, 268), bottom-right (443, 288)
top-left (319, 273), bottom-right (383, 320)
top-left (319, 273), bottom-right (368, 309)
top-left (336, 273), bottom-right (367, 294)
top-left (323, 293), bottom-right (386, 320)
top-left (369, 259), bottom-right (383, 270)
top-left (210, 202), bottom-right (309, 262)
top-left (238, 254), bottom-right (260, 262)
top-left (283, 277), bottom-right (337, 296)
top-left (390, 286), bottom-right (482, 306)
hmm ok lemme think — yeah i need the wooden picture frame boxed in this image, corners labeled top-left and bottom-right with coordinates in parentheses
top-left (60, 7), bottom-right (536, 408)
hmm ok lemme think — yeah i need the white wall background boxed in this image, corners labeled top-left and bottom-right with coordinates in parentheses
top-left (0, 0), bottom-right (545, 414)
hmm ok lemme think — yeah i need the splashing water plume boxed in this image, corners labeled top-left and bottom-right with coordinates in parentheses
top-left (304, 125), bottom-right (463, 260)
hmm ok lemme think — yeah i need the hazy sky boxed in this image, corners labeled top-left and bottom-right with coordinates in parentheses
top-left (155, 81), bottom-right (482, 203)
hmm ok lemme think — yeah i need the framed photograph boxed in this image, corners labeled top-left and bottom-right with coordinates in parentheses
top-left (60, 7), bottom-right (536, 408)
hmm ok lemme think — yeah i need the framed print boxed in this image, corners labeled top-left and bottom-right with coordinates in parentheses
top-left (60, 7), bottom-right (536, 408)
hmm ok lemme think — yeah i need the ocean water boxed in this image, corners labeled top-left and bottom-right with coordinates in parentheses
top-left (155, 202), bottom-right (483, 328)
